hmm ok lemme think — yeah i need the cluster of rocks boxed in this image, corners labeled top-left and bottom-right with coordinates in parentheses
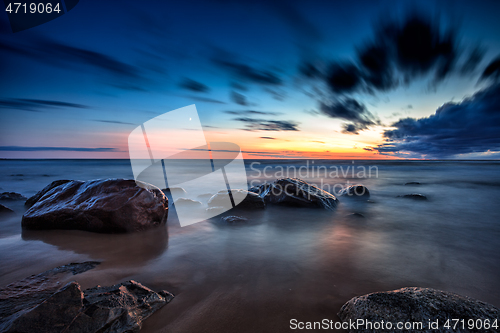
top-left (0, 262), bottom-right (173, 333)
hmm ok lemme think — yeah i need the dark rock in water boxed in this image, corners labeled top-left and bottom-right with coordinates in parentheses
top-left (397, 193), bottom-right (428, 200)
top-left (254, 178), bottom-right (338, 210)
top-left (248, 185), bottom-right (262, 194)
top-left (338, 287), bottom-right (500, 333)
top-left (1, 280), bottom-right (174, 333)
top-left (10, 174), bottom-right (24, 177)
top-left (22, 179), bottom-right (168, 233)
top-left (25, 179), bottom-right (72, 207)
top-left (0, 192), bottom-right (27, 201)
top-left (0, 261), bottom-right (100, 331)
top-left (161, 187), bottom-right (187, 196)
top-left (174, 198), bottom-right (202, 207)
top-left (349, 212), bottom-right (365, 218)
top-left (405, 181), bottom-right (421, 185)
top-left (0, 204), bottom-right (14, 214)
top-left (208, 189), bottom-right (265, 210)
top-left (339, 185), bottom-right (370, 198)
top-left (221, 215), bottom-right (248, 223)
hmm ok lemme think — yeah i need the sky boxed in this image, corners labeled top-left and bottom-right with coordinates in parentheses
top-left (1, 0), bottom-right (500, 159)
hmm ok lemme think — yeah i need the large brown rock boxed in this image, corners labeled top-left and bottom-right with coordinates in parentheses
top-left (22, 179), bottom-right (168, 233)
top-left (25, 179), bottom-right (72, 208)
top-left (0, 280), bottom-right (174, 333)
top-left (253, 178), bottom-right (338, 210)
top-left (338, 287), bottom-right (500, 333)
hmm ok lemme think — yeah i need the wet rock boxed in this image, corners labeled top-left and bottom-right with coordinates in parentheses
top-left (25, 179), bottom-right (72, 207)
top-left (254, 178), bottom-right (338, 210)
top-left (174, 198), bottom-right (203, 207)
top-left (0, 204), bottom-right (14, 214)
top-left (208, 189), bottom-right (265, 210)
top-left (161, 187), bottom-right (187, 196)
top-left (0, 261), bottom-right (100, 330)
top-left (339, 185), bottom-right (370, 198)
top-left (1, 280), bottom-right (174, 333)
top-left (405, 181), bottom-right (421, 185)
top-left (22, 179), bottom-right (168, 233)
top-left (397, 193), bottom-right (428, 200)
top-left (338, 287), bottom-right (500, 333)
top-left (0, 192), bottom-right (27, 201)
top-left (220, 215), bottom-right (248, 223)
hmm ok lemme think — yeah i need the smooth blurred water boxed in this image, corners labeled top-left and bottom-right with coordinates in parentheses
top-left (1, 159), bottom-right (499, 332)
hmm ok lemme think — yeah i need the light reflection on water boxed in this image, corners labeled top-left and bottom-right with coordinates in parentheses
top-left (0, 160), bottom-right (499, 332)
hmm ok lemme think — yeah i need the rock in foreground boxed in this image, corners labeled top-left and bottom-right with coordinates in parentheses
top-left (0, 204), bottom-right (14, 214)
top-left (1, 280), bottom-right (174, 333)
top-left (253, 178), bottom-right (338, 210)
top-left (339, 185), bottom-right (370, 198)
top-left (338, 287), bottom-right (500, 333)
top-left (22, 179), bottom-right (168, 233)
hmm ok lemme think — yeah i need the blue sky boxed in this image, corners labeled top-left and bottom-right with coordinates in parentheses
top-left (1, 0), bottom-right (500, 159)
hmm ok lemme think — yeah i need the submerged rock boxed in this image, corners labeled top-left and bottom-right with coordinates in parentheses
top-left (0, 204), bottom-right (14, 214)
top-left (405, 181), bottom-right (421, 185)
top-left (25, 179), bottom-right (72, 207)
top-left (338, 287), bottom-right (500, 333)
top-left (397, 193), bottom-right (428, 200)
top-left (1, 280), bottom-right (174, 333)
top-left (349, 212), bottom-right (365, 218)
top-left (339, 185), bottom-right (370, 198)
top-left (174, 198), bottom-right (203, 207)
top-left (208, 189), bottom-right (265, 210)
top-left (0, 192), bottom-right (27, 201)
top-left (254, 178), bottom-right (338, 210)
top-left (220, 215), bottom-right (248, 223)
top-left (162, 187), bottom-right (187, 196)
top-left (22, 179), bottom-right (168, 233)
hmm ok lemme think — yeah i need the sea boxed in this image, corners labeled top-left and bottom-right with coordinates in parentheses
top-left (0, 159), bottom-right (499, 332)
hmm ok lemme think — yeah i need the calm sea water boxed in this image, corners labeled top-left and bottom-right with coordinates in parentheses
top-left (1, 159), bottom-right (499, 332)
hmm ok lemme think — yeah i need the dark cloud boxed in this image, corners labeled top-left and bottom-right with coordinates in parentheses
top-left (93, 120), bottom-right (136, 125)
top-left (260, 136), bottom-right (276, 140)
top-left (230, 91), bottom-right (248, 105)
top-left (178, 78), bottom-right (210, 93)
top-left (460, 46), bottom-right (486, 74)
top-left (264, 87), bottom-right (286, 101)
top-left (480, 56), bottom-right (500, 81)
top-left (363, 147), bottom-right (374, 151)
top-left (181, 95), bottom-right (226, 104)
top-left (230, 81), bottom-right (248, 91)
top-left (213, 58), bottom-right (282, 85)
top-left (326, 62), bottom-right (362, 94)
top-left (0, 146), bottom-right (120, 152)
top-left (224, 110), bottom-right (281, 116)
top-left (319, 98), bottom-right (379, 134)
top-left (376, 84), bottom-right (500, 157)
top-left (233, 117), bottom-right (299, 131)
top-left (0, 98), bottom-right (88, 112)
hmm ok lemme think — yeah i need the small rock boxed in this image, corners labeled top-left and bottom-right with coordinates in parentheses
top-left (338, 287), bottom-right (500, 333)
top-left (0, 192), bottom-right (27, 201)
top-left (405, 181), bottom-right (421, 185)
top-left (339, 185), bottom-right (370, 198)
top-left (25, 179), bottom-right (72, 207)
top-left (0, 204), bottom-right (14, 214)
top-left (397, 193), bottom-right (427, 200)
top-left (253, 178), bottom-right (338, 210)
top-left (349, 212), bottom-right (365, 218)
top-left (208, 189), bottom-right (265, 210)
top-left (174, 198), bottom-right (203, 207)
top-left (221, 215), bottom-right (248, 223)
top-left (161, 187), bottom-right (187, 196)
